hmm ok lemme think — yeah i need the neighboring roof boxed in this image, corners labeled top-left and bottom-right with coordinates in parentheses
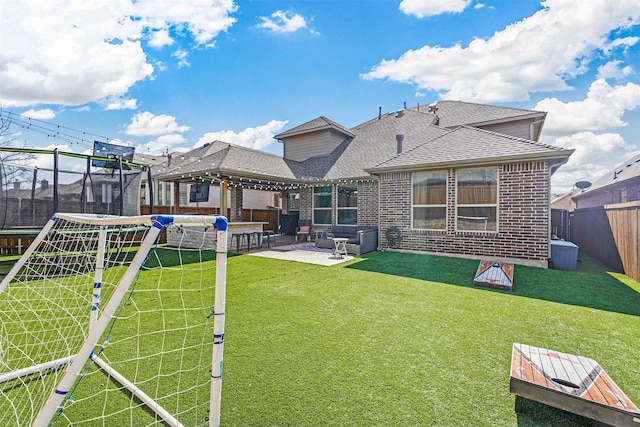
top-left (274, 116), bottom-right (355, 139)
top-left (410, 100), bottom-right (545, 128)
top-left (367, 126), bottom-right (573, 173)
top-left (551, 189), bottom-right (579, 211)
top-left (572, 153), bottom-right (640, 199)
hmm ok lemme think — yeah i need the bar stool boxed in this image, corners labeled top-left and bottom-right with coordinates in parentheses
top-left (252, 231), bottom-right (264, 249)
top-left (262, 230), bottom-right (275, 248)
top-left (243, 232), bottom-right (256, 250)
top-left (232, 233), bottom-right (248, 252)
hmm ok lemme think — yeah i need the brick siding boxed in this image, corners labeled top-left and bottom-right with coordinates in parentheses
top-left (379, 162), bottom-right (551, 266)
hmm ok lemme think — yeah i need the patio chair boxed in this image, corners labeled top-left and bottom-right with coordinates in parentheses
top-left (296, 219), bottom-right (312, 243)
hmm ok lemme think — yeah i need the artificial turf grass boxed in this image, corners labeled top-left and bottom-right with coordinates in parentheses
top-left (1, 249), bottom-right (637, 426)
top-left (222, 251), bottom-right (640, 427)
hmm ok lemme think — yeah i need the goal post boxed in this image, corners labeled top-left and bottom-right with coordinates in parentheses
top-left (0, 213), bottom-right (229, 427)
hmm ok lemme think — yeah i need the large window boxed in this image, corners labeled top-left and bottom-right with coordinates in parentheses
top-left (456, 168), bottom-right (498, 231)
top-left (313, 186), bottom-right (332, 225)
top-left (337, 186), bottom-right (357, 224)
top-left (412, 171), bottom-right (447, 230)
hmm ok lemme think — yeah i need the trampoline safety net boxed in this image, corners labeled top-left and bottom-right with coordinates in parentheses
top-left (0, 149), bottom-right (143, 229)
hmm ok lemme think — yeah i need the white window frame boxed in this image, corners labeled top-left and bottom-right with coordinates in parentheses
top-left (411, 171), bottom-right (447, 231)
top-left (455, 167), bottom-right (499, 232)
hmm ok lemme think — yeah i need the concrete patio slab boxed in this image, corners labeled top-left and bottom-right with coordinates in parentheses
top-left (247, 249), bottom-right (356, 266)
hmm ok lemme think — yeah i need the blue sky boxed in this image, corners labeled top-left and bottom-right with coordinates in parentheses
top-left (1, 0), bottom-right (639, 193)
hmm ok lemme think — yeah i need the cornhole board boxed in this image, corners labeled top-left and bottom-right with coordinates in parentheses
top-left (510, 343), bottom-right (640, 426)
top-left (473, 261), bottom-right (513, 291)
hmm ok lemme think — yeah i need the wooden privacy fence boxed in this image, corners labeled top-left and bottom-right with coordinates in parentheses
top-left (571, 201), bottom-right (639, 282)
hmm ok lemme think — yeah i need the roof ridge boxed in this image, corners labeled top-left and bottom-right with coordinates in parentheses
top-left (436, 99), bottom-right (545, 115)
top-left (275, 115), bottom-right (354, 139)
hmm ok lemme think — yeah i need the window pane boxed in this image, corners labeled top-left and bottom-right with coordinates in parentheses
top-left (457, 207), bottom-right (496, 231)
top-left (413, 172), bottom-right (446, 205)
top-left (457, 169), bottom-right (497, 204)
top-left (338, 209), bottom-right (357, 225)
top-left (413, 207), bottom-right (446, 230)
top-left (314, 209), bottom-right (332, 224)
top-left (338, 186), bottom-right (357, 208)
top-left (314, 187), bottom-right (332, 208)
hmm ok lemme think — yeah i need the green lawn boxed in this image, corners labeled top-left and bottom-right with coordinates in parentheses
top-left (222, 251), bottom-right (640, 426)
top-left (1, 250), bottom-right (639, 426)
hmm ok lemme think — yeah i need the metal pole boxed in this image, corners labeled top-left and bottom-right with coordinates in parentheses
top-left (118, 158), bottom-right (124, 216)
top-left (53, 148), bottom-right (59, 213)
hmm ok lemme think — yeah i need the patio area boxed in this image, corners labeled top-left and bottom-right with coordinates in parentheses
top-left (247, 239), bottom-right (357, 266)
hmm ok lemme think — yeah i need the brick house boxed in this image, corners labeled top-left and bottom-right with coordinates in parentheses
top-left (155, 101), bottom-right (573, 267)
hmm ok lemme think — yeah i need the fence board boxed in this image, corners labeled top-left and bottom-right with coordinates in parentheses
top-left (605, 202), bottom-right (639, 283)
top-left (571, 201), bottom-right (639, 282)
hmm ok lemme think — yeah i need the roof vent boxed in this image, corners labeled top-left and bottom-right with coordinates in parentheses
top-left (395, 109), bottom-right (405, 118)
top-left (396, 134), bottom-right (404, 155)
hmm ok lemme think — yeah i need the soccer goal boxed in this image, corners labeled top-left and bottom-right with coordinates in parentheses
top-left (0, 213), bottom-right (228, 427)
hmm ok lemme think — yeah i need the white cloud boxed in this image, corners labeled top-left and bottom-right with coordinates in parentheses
top-left (549, 131), bottom-right (637, 192)
top-left (172, 49), bottom-right (190, 68)
top-left (20, 109), bottom-right (56, 120)
top-left (125, 111), bottom-right (190, 136)
top-left (103, 96), bottom-right (139, 111)
top-left (596, 60), bottom-right (633, 79)
top-left (137, 133), bottom-right (188, 155)
top-left (134, 0), bottom-right (238, 46)
top-left (0, 0), bottom-right (238, 108)
top-left (257, 11), bottom-right (309, 34)
top-left (399, 0), bottom-right (471, 18)
top-left (535, 79), bottom-right (640, 133)
top-left (148, 28), bottom-right (174, 48)
top-left (363, 0), bottom-right (640, 102)
top-left (195, 120), bottom-right (288, 150)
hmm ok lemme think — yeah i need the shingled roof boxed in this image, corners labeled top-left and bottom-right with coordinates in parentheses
top-left (413, 100), bottom-right (545, 128)
top-left (152, 101), bottom-right (570, 187)
top-left (324, 109), bottom-right (448, 179)
top-left (155, 141), bottom-right (297, 182)
top-left (367, 126), bottom-right (573, 173)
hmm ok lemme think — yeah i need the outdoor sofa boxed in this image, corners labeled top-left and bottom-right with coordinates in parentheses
top-left (315, 225), bottom-right (378, 255)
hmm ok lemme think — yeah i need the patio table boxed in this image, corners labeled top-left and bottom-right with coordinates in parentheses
top-left (332, 237), bottom-right (349, 258)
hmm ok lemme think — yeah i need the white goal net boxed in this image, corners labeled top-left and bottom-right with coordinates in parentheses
top-left (0, 213), bottom-right (228, 427)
